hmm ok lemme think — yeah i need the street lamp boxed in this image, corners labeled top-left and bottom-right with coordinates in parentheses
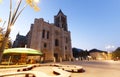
top-left (0, 0), bottom-right (40, 63)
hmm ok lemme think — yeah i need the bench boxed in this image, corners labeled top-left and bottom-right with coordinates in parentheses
top-left (52, 67), bottom-right (71, 77)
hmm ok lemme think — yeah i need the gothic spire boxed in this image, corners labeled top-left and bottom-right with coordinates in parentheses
top-left (57, 9), bottom-right (64, 16)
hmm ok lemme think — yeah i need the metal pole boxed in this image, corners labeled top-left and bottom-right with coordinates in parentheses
top-left (8, 56), bottom-right (12, 65)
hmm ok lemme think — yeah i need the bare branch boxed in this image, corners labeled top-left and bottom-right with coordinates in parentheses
top-left (12, 4), bottom-right (27, 25)
top-left (8, 0), bottom-right (12, 28)
top-left (11, 0), bottom-right (22, 24)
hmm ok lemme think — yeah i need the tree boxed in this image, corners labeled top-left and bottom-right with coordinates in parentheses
top-left (72, 48), bottom-right (80, 58)
top-left (72, 48), bottom-right (89, 59)
top-left (0, 0), bottom-right (40, 63)
top-left (0, 27), bottom-right (12, 48)
top-left (112, 47), bottom-right (120, 60)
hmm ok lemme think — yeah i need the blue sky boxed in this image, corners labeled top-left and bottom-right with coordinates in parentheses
top-left (0, 0), bottom-right (120, 51)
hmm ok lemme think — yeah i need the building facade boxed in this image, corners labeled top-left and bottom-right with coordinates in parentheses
top-left (89, 49), bottom-right (108, 60)
top-left (13, 10), bottom-right (73, 62)
top-left (12, 33), bottom-right (27, 48)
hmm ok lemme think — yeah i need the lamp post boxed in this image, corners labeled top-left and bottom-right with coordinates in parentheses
top-left (0, 0), bottom-right (40, 63)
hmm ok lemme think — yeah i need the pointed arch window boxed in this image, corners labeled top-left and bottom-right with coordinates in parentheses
top-left (47, 31), bottom-right (49, 39)
top-left (42, 30), bottom-right (45, 38)
top-left (44, 43), bottom-right (47, 48)
top-left (55, 39), bottom-right (59, 46)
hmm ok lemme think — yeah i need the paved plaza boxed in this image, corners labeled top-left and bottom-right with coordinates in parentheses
top-left (0, 60), bottom-right (120, 77)
top-left (61, 60), bottom-right (120, 77)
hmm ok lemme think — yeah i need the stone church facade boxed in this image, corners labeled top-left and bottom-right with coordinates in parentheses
top-left (13, 10), bottom-right (73, 62)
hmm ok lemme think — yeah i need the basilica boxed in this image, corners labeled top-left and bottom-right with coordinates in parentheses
top-left (13, 10), bottom-right (73, 62)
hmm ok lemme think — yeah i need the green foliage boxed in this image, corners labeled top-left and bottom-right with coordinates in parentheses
top-left (72, 48), bottom-right (89, 58)
top-left (0, 28), bottom-right (12, 49)
top-left (112, 47), bottom-right (120, 59)
top-left (72, 48), bottom-right (79, 58)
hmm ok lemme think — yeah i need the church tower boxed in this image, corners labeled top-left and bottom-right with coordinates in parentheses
top-left (54, 10), bottom-right (68, 31)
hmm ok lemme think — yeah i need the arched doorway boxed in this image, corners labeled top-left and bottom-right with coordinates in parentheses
top-left (54, 53), bottom-right (58, 62)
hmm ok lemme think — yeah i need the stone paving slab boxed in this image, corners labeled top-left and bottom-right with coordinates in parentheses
top-left (0, 64), bottom-right (72, 77)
